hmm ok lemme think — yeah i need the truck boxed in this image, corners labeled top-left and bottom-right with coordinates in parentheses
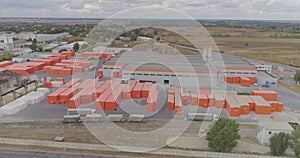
top-left (63, 115), bottom-right (81, 123)
top-left (187, 113), bottom-right (219, 121)
top-left (67, 108), bottom-right (95, 117)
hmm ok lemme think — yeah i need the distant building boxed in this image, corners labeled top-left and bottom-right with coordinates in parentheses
top-left (137, 36), bottom-right (154, 43)
top-left (257, 121), bottom-right (294, 145)
top-left (12, 51), bottom-right (58, 63)
top-left (249, 60), bottom-right (272, 73)
top-left (256, 71), bottom-right (278, 87)
top-left (52, 41), bottom-right (87, 53)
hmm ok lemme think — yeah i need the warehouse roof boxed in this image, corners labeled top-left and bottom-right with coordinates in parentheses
top-left (260, 122), bottom-right (294, 131)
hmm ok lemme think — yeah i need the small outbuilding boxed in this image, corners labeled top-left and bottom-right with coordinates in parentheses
top-left (257, 121), bottom-right (294, 145)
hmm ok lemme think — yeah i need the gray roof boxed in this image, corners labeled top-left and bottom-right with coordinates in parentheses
top-left (260, 122), bottom-right (294, 131)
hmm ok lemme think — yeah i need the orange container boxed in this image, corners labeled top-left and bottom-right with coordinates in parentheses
top-left (250, 96), bottom-right (272, 115)
top-left (251, 90), bottom-right (278, 101)
top-left (191, 94), bottom-right (198, 106)
top-left (59, 68), bottom-right (73, 76)
top-left (269, 101), bottom-right (278, 112)
top-left (240, 76), bottom-right (251, 87)
top-left (59, 88), bottom-right (79, 104)
top-left (56, 78), bottom-right (65, 83)
top-left (168, 90), bottom-right (175, 95)
top-left (122, 80), bottom-right (137, 99)
top-left (98, 69), bottom-right (103, 76)
top-left (225, 76), bottom-right (233, 84)
top-left (168, 94), bottom-right (175, 110)
top-left (26, 62), bottom-right (47, 71)
top-left (196, 90), bottom-right (211, 95)
top-left (234, 95), bottom-right (251, 115)
top-left (132, 82), bottom-right (144, 99)
top-left (146, 90), bottom-right (158, 112)
top-left (198, 94), bottom-right (209, 108)
top-left (5, 67), bottom-right (35, 75)
top-left (61, 78), bottom-right (81, 89)
top-left (232, 76), bottom-right (240, 84)
top-left (207, 94), bottom-right (215, 106)
top-left (175, 88), bottom-right (182, 111)
top-left (214, 94), bottom-right (225, 108)
top-left (60, 51), bottom-right (75, 57)
top-left (181, 93), bottom-right (191, 105)
top-left (48, 88), bottom-right (68, 104)
top-left (248, 76), bottom-right (256, 84)
top-left (277, 102), bottom-right (284, 112)
top-left (225, 95), bottom-right (241, 117)
top-left (0, 61), bottom-right (13, 68)
top-left (141, 82), bottom-right (153, 98)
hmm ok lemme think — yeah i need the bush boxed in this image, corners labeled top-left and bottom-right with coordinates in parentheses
top-left (270, 132), bottom-right (290, 156)
top-left (206, 118), bottom-right (241, 152)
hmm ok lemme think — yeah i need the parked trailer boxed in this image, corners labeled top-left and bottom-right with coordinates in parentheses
top-left (85, 114), bottom-right (102, 122)
top-left (108, 114), bottom-right (123, 122)
top-left (63, 115), bottom-right (81, 123)
top-left (129, 114), bottom-right (145, 122)
top-left (67, 108), bottom-right (95, 116)
top-left (187, 113), bottom-right (218, 121)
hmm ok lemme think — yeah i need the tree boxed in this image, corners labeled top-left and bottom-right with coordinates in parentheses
top-left (290, 130), bottom-right (300, 158)
top-left (29, 43), bottom-right (37, 52)
top-left (270, 132), bottom-right (290, 156)
top-left (73, 42), bottom-right (80, 52)
top-left (294, 70), bottom-right (300, 85)
top-left (206, 118), bottom-right (241, 152)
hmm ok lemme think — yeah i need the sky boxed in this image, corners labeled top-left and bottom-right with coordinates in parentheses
top-left (0, 0), bottom-right (300, 20)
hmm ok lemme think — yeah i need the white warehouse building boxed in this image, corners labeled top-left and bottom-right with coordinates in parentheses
top-left (102, 50), bottom-right (257, 89)
top-left (257, 121), bottom-right (294, 145)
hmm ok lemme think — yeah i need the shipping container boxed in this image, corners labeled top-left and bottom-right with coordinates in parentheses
top-left (240, 77), bottom-right (251, 87)
top-left (104, 84), bottom-right (126, 111)
top-left (60, 51), bottom-right (75, 57)
top-left (5, 67), bottom-right (35, 75)
top-left (225, 76), bottom-right (233, 84)
top-left (131, 82), bottom-right (144, 99)
top-left (196, 90), bottom-right (211, 95)
top-left (59, 88), bottom-right (79, 104)
top-left (141, 82), bottom-right (153, 98)
top-left (214, 94), bottom-right (225, 108)
top-left (198, 94), bottom-right (209, 108)
top-left (48, 88), bottom-right (68, 104)
top-left (191, 94), bottom-right (198, 106)
top-left (122, 80), bottom-right (137, 99)
top-left (207, 94), bottom-right (215, 106)
top-left (268, 101), bottom-right (278, 112)
top-left (56, 78), bottom-right (65, 83)
top-left (59, 68), bottom-right (73, 76)
top-left (250, 96), bottom-right (272, 115)
top-left (225, 95), bottom-right (241, 117)
top-left (232, 76), bottom-right (240, 84)
top-left (251, 90), bottom-right (278, 101)
top-left (0, 61), bottom-right (13, 68)
top-left (181, 93), bottom-right (191, 105)
top-left (277, 102), bottom-right (284, 112)
top-left (61, 78), bottom-right (81, 89)
top-left (168, 94), bottom-right (175, 110)
top-left (234, 95), bottom-right (251, 115)
top-left (175, 88), bottom-right (182, 112)
top-left (146, 91), bottom-right (158, 112)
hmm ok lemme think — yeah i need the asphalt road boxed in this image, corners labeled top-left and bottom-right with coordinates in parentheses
top-left (0, 149), bottom-right (129, 158)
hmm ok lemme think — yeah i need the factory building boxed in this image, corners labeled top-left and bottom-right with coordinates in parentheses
top-left (102, 50), bottom-right (257, 89)
top-left (249, 60), bottom-right (272, 73)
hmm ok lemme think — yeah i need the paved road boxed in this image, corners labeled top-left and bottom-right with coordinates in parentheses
top-left (0, 149), bottom-right (127, 158)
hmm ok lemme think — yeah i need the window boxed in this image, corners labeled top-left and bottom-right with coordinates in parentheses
top-left (137, 73), bottom-right (142, 76)
top-left (150, 74), bottom-right (155, 76)
top-left (104, 67), bottom-right (108, 69)
top-left (237, 72), bottom-right (242, 74)
top-left (164, 80), bottom-right (169, 84)
top-left (131, 73), bottom-right (136, 75)
top-left (157, 74), bottom-right (163, 76)
top-left (269, 131), bottom-right (272, 135)
top-left (143, 73), bottom-right (149, 76)
top-left (164, 74), bottom-right (170, 76)
top-left (171, 75), bottom-right (176, 77)
top-left (244, 72), bottom-right (249, 74)
top-left (230, 72), bottom-right (235, 74)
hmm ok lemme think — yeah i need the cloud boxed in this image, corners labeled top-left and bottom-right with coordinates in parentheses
top-left (0, 0), bottom-right (299, 20)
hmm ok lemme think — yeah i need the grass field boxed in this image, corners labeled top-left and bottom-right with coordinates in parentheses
top-left (279, 81), bottom-right (300, 95)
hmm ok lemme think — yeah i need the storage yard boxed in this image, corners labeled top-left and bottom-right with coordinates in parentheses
top-left (0, 46), bottom-right (299, 157)
top-left (0, 48), bottom-right (297, 121)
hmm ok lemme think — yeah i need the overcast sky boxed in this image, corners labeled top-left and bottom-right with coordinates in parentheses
top-left (0, 0), bottom-right (299, 20)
